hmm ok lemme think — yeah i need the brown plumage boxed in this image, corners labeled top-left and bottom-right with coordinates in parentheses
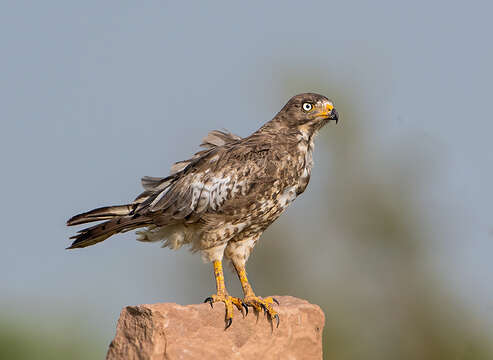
top-left (67, 93), bottom-right (338, 328)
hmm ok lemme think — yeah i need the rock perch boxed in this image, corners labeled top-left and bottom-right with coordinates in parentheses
top-left (106, 296), bottom-right (324, 360)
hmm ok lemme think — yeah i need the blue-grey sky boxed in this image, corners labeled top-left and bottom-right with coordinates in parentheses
top-left (1, 0), bottom-right (492, 354)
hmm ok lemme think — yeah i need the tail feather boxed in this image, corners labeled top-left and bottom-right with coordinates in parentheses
top-left (67, 215), bottom-right (151, 249)
top-left (67, 205), bottom-right (133, 226)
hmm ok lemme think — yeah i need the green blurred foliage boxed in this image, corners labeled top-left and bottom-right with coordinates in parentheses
top-left (0, 317), bottom-right (103, 360)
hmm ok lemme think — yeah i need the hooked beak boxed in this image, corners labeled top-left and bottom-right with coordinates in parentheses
top-left (330, 108), bottom-right (339, 124)
top-left (317, 102), bottom-right (339, 124)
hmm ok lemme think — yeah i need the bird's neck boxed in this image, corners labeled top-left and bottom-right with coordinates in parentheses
top-left (256, 116), bottom-right (319, 138)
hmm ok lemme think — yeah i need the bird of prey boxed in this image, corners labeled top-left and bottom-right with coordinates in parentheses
top-left (67, 93), bottom-right (338, 329)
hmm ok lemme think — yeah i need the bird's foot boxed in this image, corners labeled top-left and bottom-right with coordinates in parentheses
top-left (204, 294), bottom-right (247, 329)
top-left (243, 296), bottom-right (280, 327)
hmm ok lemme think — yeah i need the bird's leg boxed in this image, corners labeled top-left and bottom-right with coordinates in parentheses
top-left (204, 260), bottom-right (245, 329)
top-left (232, 261), bottom-right (279, 327)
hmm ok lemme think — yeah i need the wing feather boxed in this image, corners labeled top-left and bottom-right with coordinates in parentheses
top-left (132, 130), bottom-right (278, 222)
top-left (200, 129), bottom-right (241, 148)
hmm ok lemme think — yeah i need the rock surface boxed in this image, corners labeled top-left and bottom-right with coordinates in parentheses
top-left (106, 296), bottom-right (324, 360)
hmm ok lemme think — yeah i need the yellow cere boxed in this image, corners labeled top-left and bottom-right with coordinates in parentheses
top-left (314, 102), bottom-right (334, 117)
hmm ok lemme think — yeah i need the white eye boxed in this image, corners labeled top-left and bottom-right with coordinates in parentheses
top-left (302, 102), bottom-right (313, 112)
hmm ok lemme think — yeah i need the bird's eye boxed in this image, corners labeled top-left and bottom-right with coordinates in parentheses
top-left (302, 102), bottom-right (313, 112)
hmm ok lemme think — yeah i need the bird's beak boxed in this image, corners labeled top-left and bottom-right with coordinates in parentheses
top-left (317, 103), bottom-right (339, 124)
top-left (330, 108), bottom-right (339, 124)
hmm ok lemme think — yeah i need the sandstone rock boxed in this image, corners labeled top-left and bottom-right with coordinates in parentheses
top-left (106, 295), bottom-right (324, 360)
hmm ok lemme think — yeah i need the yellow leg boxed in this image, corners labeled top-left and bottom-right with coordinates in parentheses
top-left (214, 260), bottom-right (227, 295)
top-left (204, 260), bottom-right (245, 329)
top-left (233, 262), bottom-right (280, 327)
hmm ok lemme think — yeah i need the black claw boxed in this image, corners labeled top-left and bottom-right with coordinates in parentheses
top-left (242, 303), bottom-right (249, 316)
top-left (272, 297), bottom-right (280, 305)
top-left (273, 314), bottom-right (280, 328)
top-left (204, 297), bottom-right (214, 308)
top-left (225, 318), bottom-right (233, 330)
top-left (260, 303), bottom-right (268, 315)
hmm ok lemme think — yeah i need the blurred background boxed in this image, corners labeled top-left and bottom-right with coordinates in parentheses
top-left (1, 1), bottom-right (492, 359)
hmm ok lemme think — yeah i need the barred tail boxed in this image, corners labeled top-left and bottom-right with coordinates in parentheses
top-left (67, 205), bottom-right (134, 226)
top-left (66, 205), bottom-right (151, 249)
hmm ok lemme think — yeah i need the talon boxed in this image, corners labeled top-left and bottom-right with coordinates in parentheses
top-left (260, 303), bottom-right (268, 314)
top-left (231, 298), bottom-right (244, 314)
top-left (204, 297), bottom-right (214, 308)
top-left (242, 303), bottom-right (249, 316)
top-left (225, 317), bottom-right (233, 330)
top-left (242, 295), bottom-right (280, 327)
top-left (273, 314), bottom-right (280, 328)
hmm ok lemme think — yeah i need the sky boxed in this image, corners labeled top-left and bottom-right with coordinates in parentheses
top-left (0, 0), bottom-right (492, 355)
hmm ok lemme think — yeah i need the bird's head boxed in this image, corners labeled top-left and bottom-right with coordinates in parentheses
top-left (274, 93), bottom-right (338, 134)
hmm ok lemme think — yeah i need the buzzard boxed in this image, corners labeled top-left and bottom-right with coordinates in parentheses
top-left (67, 93), bottom-right (338, 328)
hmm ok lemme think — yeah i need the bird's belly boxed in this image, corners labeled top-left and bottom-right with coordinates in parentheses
top-left (242, 186), bottom-right (298, 233)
